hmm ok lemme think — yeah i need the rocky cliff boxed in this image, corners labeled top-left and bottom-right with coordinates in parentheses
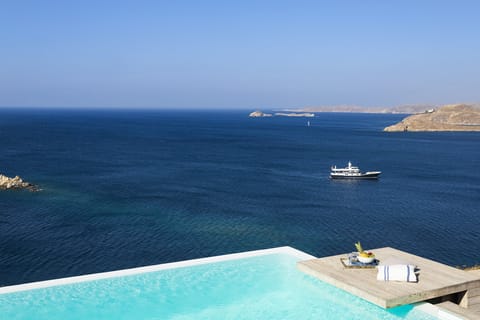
top-left (384, 104), bottom-right (480, 132)
top-left (0, 174), bottom-right (39, 191)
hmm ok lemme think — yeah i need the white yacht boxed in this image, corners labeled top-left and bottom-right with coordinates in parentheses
top-left (330, 162), bottom-right (381, 179)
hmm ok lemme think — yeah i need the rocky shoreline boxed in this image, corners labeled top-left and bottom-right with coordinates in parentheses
top-left (384, 104), bottom-right (480, 132)
top-left (0, 174), bottom-right (40, 192)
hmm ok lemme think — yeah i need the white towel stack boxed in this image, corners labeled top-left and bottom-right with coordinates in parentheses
top-left (377, 264), bottom-right (417, 282)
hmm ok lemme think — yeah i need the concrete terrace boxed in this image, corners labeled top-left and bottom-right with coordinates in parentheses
top-left (297, 247), bottom-right (480, 319)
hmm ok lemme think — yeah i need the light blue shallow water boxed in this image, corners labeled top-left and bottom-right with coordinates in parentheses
top-left (0, 253), bottom-right (437, 320)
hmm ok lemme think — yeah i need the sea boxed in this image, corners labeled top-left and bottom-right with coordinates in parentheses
top-left (0, 108), bottom-right (479, 286)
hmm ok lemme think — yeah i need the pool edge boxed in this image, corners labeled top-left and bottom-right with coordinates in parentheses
top-left (0, 246), bottom-right (315, 294)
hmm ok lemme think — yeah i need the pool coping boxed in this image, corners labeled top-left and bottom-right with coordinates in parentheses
top-left (415, 302), bottom-right (469, 320)
top-left (0, 246), bottom-right (315, 294)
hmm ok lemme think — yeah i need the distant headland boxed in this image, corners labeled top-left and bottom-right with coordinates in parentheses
top-left (0, 174), bottom-right (39, 192)
top-left (384, 104), bottom-right (480, 132)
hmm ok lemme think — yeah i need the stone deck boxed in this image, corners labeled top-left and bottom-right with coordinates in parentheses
top-left (297, 247), bottom-right (480, 311)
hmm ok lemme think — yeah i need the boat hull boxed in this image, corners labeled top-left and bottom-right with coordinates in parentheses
top-left (330, 172), bottom-right (381, 179)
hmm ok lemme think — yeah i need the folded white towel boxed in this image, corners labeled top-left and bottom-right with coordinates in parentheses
top-left (377, 264), bottom-right (417, 282)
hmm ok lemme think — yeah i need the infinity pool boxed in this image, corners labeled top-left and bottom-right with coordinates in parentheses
top-left (0, 247), bottom-right (440, 319)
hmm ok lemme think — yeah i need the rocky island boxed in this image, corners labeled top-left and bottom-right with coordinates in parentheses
top-left (274, 112), bottom-right (315, 117)
top-left (384, 104), bottom-right (480, 132)
top-left (249, 110), bottom-right (273, 117)
top-left (249, 110), bottom-right (314, 117)
top-left (0, 174), bottom-right (39, 191)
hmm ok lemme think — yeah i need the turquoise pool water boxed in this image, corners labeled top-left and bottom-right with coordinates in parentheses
top-left (0, 253), bottom-right (437, 320)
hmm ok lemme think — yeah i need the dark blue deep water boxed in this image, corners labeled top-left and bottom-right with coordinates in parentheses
top-left (0, 109), bottom-right (479, 286)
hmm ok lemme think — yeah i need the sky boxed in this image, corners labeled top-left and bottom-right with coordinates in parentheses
top-left (1, 0), bottom-right (479, 109)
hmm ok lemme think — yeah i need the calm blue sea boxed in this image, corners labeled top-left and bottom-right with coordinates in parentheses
top-left (0, 109), bottom-right (479, 286)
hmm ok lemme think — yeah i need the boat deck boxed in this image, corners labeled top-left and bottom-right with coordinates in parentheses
top-left (297, 247), bottom-right (480, 311)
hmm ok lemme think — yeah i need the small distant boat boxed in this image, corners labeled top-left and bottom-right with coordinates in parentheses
top-left (307, 121), bottom-right (310, 127)
top-left (330, 162), bottom-right (381, 179)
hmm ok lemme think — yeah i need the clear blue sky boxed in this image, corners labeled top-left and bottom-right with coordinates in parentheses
top-left (1, 1), bottom-right (479, 109)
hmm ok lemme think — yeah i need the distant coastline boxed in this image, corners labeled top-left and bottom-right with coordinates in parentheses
top-left (286, 104), bottom-right (439, 114)
top-left (250, 104), bottom-right (445, 117)
top-left (250, 103), bottom-right (480, 132)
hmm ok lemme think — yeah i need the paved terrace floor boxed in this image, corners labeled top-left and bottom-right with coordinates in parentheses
top-left (297, 247), bottom-right (480, 312)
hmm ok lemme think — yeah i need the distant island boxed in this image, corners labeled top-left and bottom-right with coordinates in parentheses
top-left (274, 112), bottom-right (314, 117)
top-left (0, 174), bottom-right (39, 192)
top-left (249, 110), bottom-right (314, 117)
top-left (384, 104), bottom-right (480, 132)
top-left (249, 110), bottom-right (273, 117)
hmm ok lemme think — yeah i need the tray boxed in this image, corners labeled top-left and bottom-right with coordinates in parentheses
top-left (340, 257), bottom-right (379, 269)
